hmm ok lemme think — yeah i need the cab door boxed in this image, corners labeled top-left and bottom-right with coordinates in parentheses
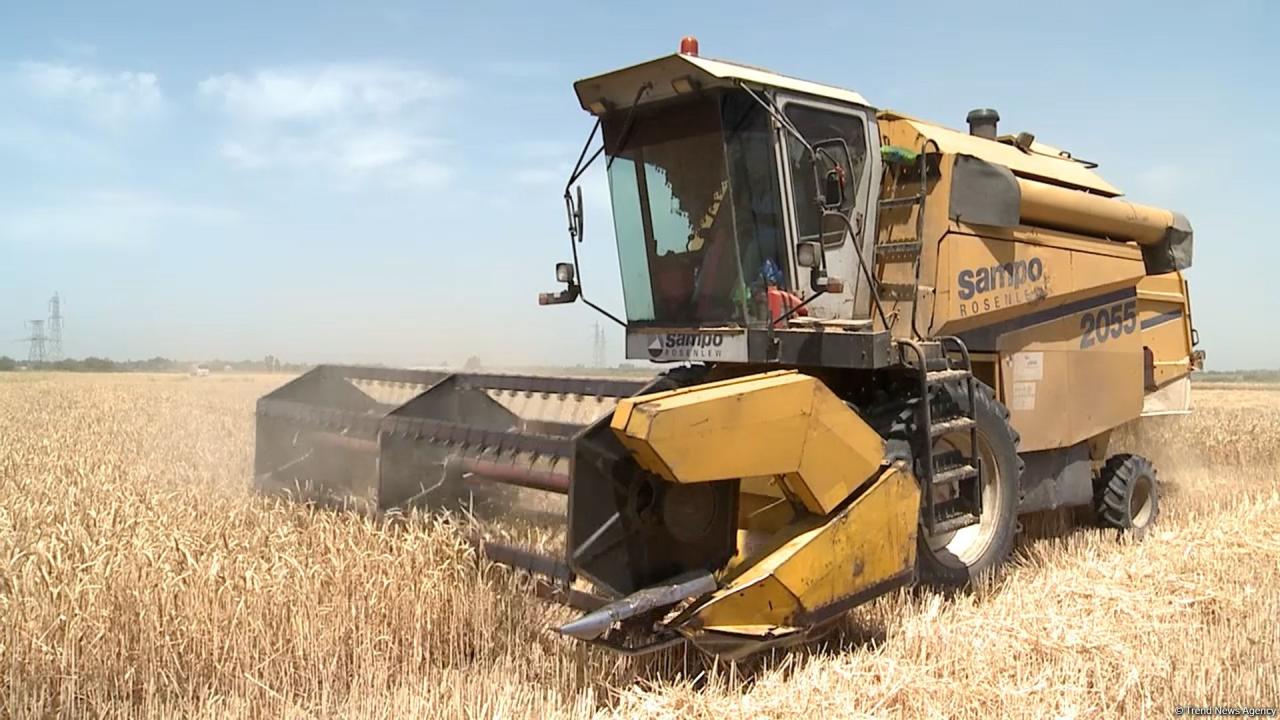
top-left (775, 96), bottom-right (880, 321)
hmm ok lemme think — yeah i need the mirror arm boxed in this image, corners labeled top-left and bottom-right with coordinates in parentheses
top-left (546, 120), bottom-right (628, 328)
top-left (582, 298), bottom-right (627, 328)
top-left (565, 119), bottom-right (602, 191)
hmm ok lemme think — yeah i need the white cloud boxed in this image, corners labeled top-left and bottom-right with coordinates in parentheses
top-left (216, 127), bottom-right (452, 187)
top-left (199, 64), bottom-right (452, 123)
top-left (15, 61), bottom-right (163, 124)
top-left (0, 190), bottom-right (236, 246)
top-left (198, 63), bottom-right (455, 187)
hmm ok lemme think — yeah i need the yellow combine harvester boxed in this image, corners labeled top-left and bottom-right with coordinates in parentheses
top-left (254, 38), bottom-right (1202, 659)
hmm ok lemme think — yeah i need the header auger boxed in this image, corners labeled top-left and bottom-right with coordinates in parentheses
top-left (255, 38), bottom-right (1201, 659)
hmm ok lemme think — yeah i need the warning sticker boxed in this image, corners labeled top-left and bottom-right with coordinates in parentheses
top-left (1011, 381), bottom-right (1037, 411)
top-left (1012, 352), bottom-right (1045, 382)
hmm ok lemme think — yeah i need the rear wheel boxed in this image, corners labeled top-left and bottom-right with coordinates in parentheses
top-left (1094, 454), bottom-right (1159, 537)
top-left (916, 382), bottom-right (1021, 588)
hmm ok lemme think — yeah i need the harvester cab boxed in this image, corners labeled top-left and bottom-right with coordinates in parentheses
top-left (255, 38), bottom-right (1200, 660)
top-left (545, 42), bottom-right (891, 369)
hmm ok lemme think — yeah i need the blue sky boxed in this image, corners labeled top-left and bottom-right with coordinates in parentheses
top-left (0, 0), bottom-right (1275, 368)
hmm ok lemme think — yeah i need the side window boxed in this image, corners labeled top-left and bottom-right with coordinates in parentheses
top-left (783, 105), bottom-right (867, 245)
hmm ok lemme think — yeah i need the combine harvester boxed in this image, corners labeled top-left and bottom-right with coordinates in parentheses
top-left (255, 38), bottom-right (1203, 659)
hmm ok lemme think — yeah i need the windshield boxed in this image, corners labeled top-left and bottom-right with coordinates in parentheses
top-left (604, 92), bottom-right (786, 326)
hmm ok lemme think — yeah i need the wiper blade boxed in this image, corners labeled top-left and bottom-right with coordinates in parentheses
top-left (735, 80), bottom-right (811, 155)
top-left (563, 80), bottom-right (652, 187)
top-left (606, 82), bottom-right (653, 170)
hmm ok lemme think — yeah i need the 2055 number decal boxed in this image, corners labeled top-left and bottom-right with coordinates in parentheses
top-left (1080, 300), bottom-right (1137, 349)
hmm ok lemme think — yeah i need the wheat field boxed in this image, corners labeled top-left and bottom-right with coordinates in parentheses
top-left (1, 373), bottom-right (1276, 718)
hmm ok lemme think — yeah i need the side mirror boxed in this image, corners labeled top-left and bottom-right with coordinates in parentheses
top-left (540, 262), bottom-right (581, 305)
top-left (573, 185), bottom-right (584, 242)
top-left (812, 138), bottom-right (853, 210)
top-left (565, 185), bottom-right (585, 243)
top-left (822, 168), bottom-right (845, 209)
top-left (795, 241), bottom-right (822, 268)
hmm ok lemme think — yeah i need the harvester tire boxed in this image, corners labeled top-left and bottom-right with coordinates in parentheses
top-left (916, 382), bottom-right (1021, 589)
top-left (1094, 453), bottom-right (1159, 537)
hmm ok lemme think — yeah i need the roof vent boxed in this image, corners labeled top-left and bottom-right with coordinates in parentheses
top-left (966, 108), bottom-right (1000, 140)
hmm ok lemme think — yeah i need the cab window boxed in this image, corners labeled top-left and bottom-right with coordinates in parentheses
top-left (783, 105), bottom-right (867, 246)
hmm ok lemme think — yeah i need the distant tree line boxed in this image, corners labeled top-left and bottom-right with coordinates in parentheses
top-left (1195, 369), bottom-right (1280, 384)
top-left (0, 355), bottom-right (309, 373)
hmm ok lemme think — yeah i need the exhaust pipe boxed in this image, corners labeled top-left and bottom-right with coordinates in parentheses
top-left (966, 108), bottom-right (1000, 140)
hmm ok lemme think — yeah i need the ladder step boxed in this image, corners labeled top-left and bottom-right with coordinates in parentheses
top-left (931, 513), bottom-right (981, 535)
top-left (930, 417), bottom-right (976, 437)
top-left (926, 369), bottom-right (971, 385)
top-left (879, 195), bottom-right (925, 209)
top-left (879, 283), bottom-right (918, 302)
top-left (874, 241), bottom-right (922, 259)
top-left (933, 464), bottom-right (978, 486)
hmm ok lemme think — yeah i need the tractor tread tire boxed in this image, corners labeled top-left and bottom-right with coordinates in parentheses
top-left (916, 381), bottom-right (1022, 589)
top-left (1095, 453), bottom-right (1159, 537)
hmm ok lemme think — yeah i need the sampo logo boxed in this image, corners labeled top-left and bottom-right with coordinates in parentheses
top-left (664, 334), bottom-right (725, 349)
top-left (957, 258), bottom-right (1044, 301)
top-left (647, 333), bottom-right (725, 359)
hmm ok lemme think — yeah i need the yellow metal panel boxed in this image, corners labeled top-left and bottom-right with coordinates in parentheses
top-left (779, 471), bottom-right (824, 513)
top-left (932, 230), bottom-right (1146, 339)
top-left (951, 225), bottom-right (1146, 261)
top-left (612, 371), bottom-right (885, 515)
top-left (793, 388), bottom-right (887, 512)
top-left (736, 492), bottom-right (794, 532)
top-left (685, 466), bottom-right (919, 633)
top-left (608, 394), bottom-right (671, 479)
top-left (739, 475), bottom-right (783, 498)
top-left (774, 465), bottom-right (919, 610)
top-left (1137, 272), bottom-right (1195, 395)
top-left (615, 371), bottom-right (813, 483)
top-left (995, 305), bottom-right (1144, 452)
top-left (879, 113), bottom-right (1122, 196)
top-left (1071, 248), bottom-right (1147, 289)
top-left (689, 574), bottom-right (800, 629)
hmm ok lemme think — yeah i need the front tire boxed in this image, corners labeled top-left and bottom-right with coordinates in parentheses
top-left (917, 382), bottom-right (1022, 588)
